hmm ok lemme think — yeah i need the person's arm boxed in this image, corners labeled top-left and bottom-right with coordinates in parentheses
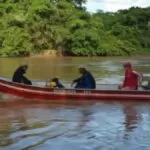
top-left (57, 80), bottom-right (65, 88)
top-left (118, 75), bottom-right (126, 89)
top-left (133, 71), bottom-right (143, 86)
top-left (22, 76), bottom-right (32, 85)
top-left (73, 77), bottom-right (82, 83)
top-left (71, 77), bottom-right (82, 87)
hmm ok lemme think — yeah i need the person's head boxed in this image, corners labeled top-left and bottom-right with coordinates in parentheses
top-left (123, 62), bottom-right (132, 71)
top-left (21, 64), bottom-right (28, 73)
top-left (78, 67), bottom-right (87, 74)
top-left (51, 77), bottom-right (59, 83)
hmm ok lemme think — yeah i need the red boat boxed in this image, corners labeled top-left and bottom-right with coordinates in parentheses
top-left (0, 78), bottom-right (150, 101)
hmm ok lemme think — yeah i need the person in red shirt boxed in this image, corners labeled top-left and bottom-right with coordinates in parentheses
top-left (118, 62), bottom-right (143, 90)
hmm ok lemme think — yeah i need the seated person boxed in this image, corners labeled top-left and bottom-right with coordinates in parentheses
top-left (12, 64), bottom-right (32, 85)
top-left (46, 77), bottom-right (65, 88)
top-left (71, 66), bottom-right (96, 89)
top-left (118, 62), bottom-right (142, 90)
top-left (141, 81), bottom-right (150, 90)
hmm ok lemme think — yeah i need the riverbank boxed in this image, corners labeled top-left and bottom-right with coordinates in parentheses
top-left (30, 50), bottom-right (62, 58)
top-left (0, 49), bottom-right (150, 59)
top-left (30, 50), bottom-right (150, 58)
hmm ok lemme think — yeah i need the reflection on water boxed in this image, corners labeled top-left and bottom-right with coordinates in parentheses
top-left (0, 101), bottom-right (150, 150)
top-left (123, 103), bottom-right (141, 140)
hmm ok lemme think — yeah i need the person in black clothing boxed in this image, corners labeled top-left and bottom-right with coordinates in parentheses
top-left (51, 77), bottom-right (65, 88)
top-left (12, 65), bottom-right (32, 85)
top-left (71, 67), bottom-right (96, 89)
top-left (46, 77), bottom-right (65, 88)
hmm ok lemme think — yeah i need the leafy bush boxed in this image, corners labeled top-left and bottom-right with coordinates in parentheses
top-left (0, 1), bottom-right (149, 57)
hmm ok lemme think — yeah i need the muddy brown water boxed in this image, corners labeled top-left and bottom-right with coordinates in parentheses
top-left (0, 56), bottom-right (150, 150)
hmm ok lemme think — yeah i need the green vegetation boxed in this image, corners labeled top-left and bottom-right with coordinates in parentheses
top-left (0, 0), bottom-right (150, 56)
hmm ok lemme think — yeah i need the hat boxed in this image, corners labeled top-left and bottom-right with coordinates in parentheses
top-left (78, 65), bottom-right (87, 70)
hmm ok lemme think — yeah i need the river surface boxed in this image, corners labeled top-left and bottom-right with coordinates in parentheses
top-left (0, 56), bottom-right (150, 150)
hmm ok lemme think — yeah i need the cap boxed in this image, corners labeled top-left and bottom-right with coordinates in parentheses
top-left (78, 65), bottom-right (87, 70)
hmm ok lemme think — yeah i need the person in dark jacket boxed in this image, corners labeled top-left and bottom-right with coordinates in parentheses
top-left (12, 64), bottom-right (32, 85)
top-left (46, 77), bottom-right (65, 88)
top-left (71, 67), bottom-right (96, 89)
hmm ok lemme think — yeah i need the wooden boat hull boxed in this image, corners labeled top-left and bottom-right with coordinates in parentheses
top-left (0, 79), bottom-right (150, 101)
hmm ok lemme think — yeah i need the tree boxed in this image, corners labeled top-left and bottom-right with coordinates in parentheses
top-left (0, 1), bottom-right (150, 56)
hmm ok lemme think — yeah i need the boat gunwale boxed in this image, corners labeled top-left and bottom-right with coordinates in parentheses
top-left (0, 78), bottom-right (150, 95)
top-left (1, 81), bottom-right (150, 101)
top-left (1, 78), bottom-right (150, 101)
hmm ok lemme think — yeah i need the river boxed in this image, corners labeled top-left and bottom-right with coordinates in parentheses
top-left (0, 56), bottom-right (150, 150)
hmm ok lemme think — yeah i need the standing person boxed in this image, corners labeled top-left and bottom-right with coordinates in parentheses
top-left (71, 66), bottom-right (96, 89)
top-left (12, 64), bottom-right (32, 85)
top-left (118, 62), bottom-right (142, 90)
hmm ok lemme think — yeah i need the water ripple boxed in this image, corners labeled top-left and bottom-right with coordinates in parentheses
top-left (0, 102), bottom-right (150, 150)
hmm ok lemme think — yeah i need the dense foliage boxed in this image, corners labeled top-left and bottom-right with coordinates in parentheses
top-left (0, 0), bottom-right (150, 56)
